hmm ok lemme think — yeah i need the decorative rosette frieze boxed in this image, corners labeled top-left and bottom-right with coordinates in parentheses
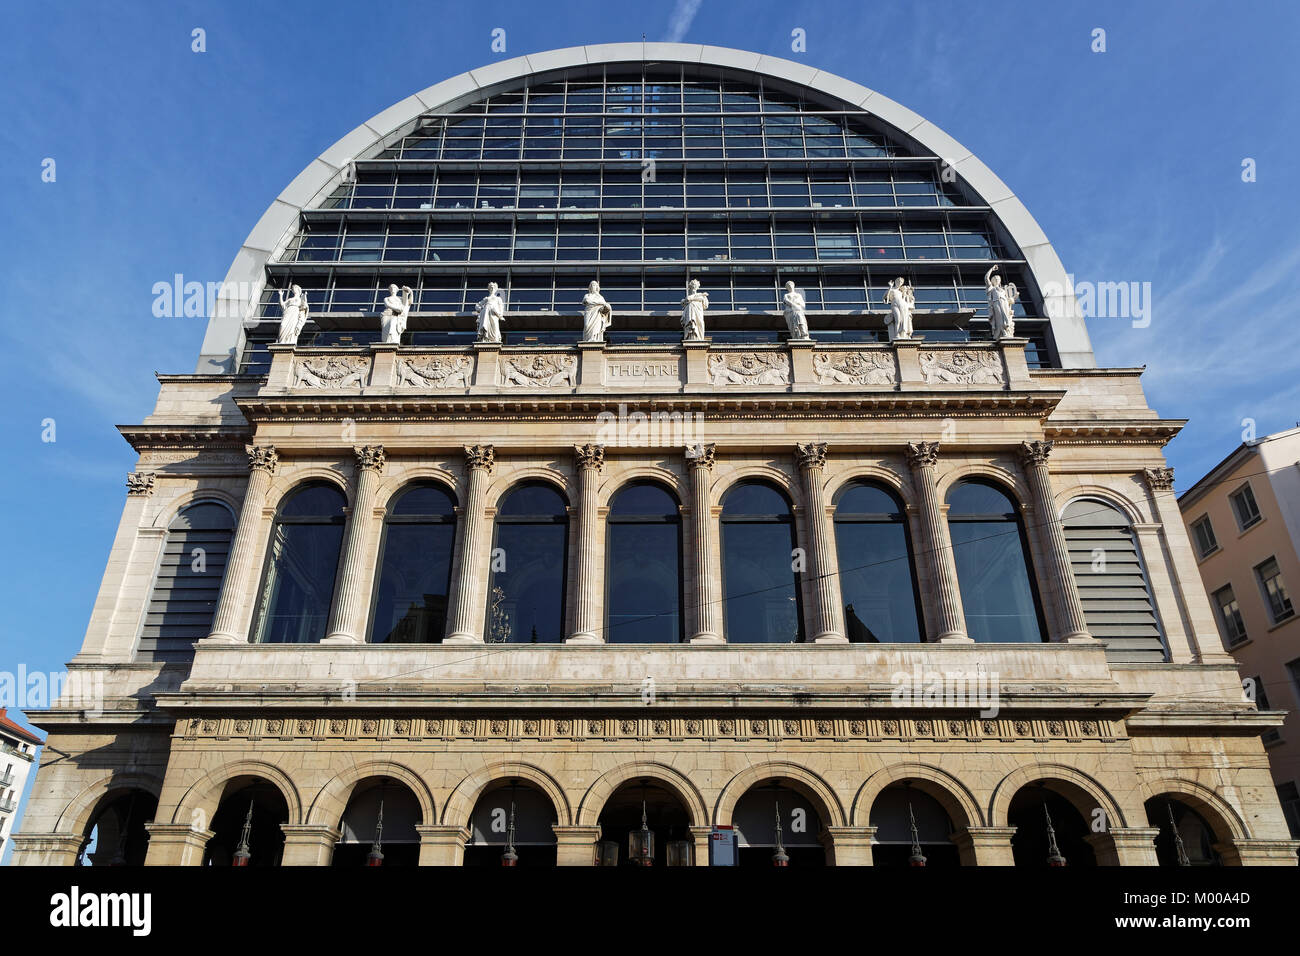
top-left (125, 472), bottom-right (155, 496)
top-left (246, 444), bottom-right (279, 474)
top-left (464, 444), bottom-right (495, 473)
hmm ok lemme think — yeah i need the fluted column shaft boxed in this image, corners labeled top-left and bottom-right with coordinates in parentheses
top-left (206, 445), bottom-right (278, 644)
top-left (445, 445), bottom-right (494, 644)
top-left (1019, 441), bottom-right (1091, 642)
top-left (568, 443), bottom-right (605, 644)
top-left (323, 445), bottom-right (385, 644)
top-left (797, 442), bottom-right (845, 643)
top-left (688, 443), bottom-right (722, 643)
top-left (905, 441), bottom-right (968, 642)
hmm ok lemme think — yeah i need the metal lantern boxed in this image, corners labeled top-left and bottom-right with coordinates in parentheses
top-left (771, 800), bottom-right (789, 867)
top-left (232, 800), bottom-right (254, 867)
top-left (907, 801), bottom-right (927, 867)
top-left (366, 799), bottom-right (385, 866)
top-left (666, 838), bottom-right (693, 867)
top-left (501, 784), bottom-right (519, 867)
top-left (1167, 801), bottom-right (1191, 867)
top-left (596, 840), bottom-right (620, 866)
top-left (1044, 804), bottom-right (1067, 867)
top-left (628, 782), bottom-right (655, 866)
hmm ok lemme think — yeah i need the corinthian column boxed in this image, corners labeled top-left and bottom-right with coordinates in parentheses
top-left (445, 444), bottom-right (494, 644)
top-left (205, 445), bottom-right (278, 644)
top-left (323, 445), bottom-right (386, 644)
top-left (796, 442), bottom-right (846, 643)
top-left (905, 441), bottom-right (969, 642)
top-left (687, 443), bottom-right (723, 643)
top-left (1019, 441), bottom-right (1091, 642)
top-left (568, 442), bottom-right (605, 644)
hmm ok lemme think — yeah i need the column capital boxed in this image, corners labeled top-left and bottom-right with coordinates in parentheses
top-left (1143, 466), bottom-right (1175, 492)
top-left (125, 471), bottom-right (155, 496)
top-left (686, 442), bottom-right (717, 471)
top-left (464, 443), bottom-right (495, 473)
top-left (905, 440), bottom-right (940, 469)
top-left (795, 440), bottom-right (828, 470)
top-left (1018, 439), bottom-right (1054, 467)
top-left (246, 443), bottom-right (279, 474)
top-left (574, 442), bottom-right (606, 472)
top-left (353, 444), bottom-right (386, 473)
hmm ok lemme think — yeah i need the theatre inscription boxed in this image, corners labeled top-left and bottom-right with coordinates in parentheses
top-left (604, 358), bottom-right (682, 386)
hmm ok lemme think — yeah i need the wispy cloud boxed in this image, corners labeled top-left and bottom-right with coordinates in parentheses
top-left (665, 0), bottom-right (704, 42)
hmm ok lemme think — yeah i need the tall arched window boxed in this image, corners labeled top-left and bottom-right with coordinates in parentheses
top-left (946, 479), bottom-right (1044, 643)
top-left (833, 482), bottom-right (922, 642)
top-left (1062, 498), bottom-right (1165, 661)
top-left (138, 501), bottom-right (235, 663)
top-left (720, 481), bottom-right (803, 643)
top-left (370, 483), bottom-right (459, 643)
top-left (606, 482), bottom-right (683, 643)
top-left (252, 482), bottom-right (347, 644)
top-left (488, 482), bottom-right (569, 643)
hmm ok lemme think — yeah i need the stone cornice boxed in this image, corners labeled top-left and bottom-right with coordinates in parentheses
top-left (1044, 420), bottom-right (1185, 446)
top-left (118, 424), bottom-right (251, 452)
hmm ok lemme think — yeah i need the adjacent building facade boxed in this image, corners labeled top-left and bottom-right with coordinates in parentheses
top-left (0, 709), bottom-right (43, 860)
top-left (1179, 426), bottom-right (1300, 847)
top-left (13, 44), bottom-right (1297, 867)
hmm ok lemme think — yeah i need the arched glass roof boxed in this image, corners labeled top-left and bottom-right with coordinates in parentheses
top-left (200, 44), bottom-right (1093, 374)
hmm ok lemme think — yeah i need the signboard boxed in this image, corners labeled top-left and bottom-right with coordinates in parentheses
top-left (709, 826), bottom-right (738, 866)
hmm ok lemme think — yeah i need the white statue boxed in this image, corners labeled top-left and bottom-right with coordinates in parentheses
top-left (985, 265), bottom-right (1019, 340)
top-left (581, 281), bottom-right (612, 343)
top-left (380, 284), bottom-right (413, 345)
top-left (883, 277), bottom-right (915, 341)
top-left (782, 281), bottom-right (810, 340)
top-left (475, 282), bottom-right (506, 344)
top-left (276, 284), bottom-right (309, 345)
top-left (681, 278), bottom-right (709, 342)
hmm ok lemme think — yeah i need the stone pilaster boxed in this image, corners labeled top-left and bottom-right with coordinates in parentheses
top-left (280, 825), bottom-right (342, 865)
top-left (445, 444), bottom-right (494, 644)
top-left (687, 443), bottom-right (723, 643)
top-left (8, 833), bottom-right (85, 866)
top-left (1019, 440), bottom-right (1092, 643)
top-left (416, 825), bottom-right (469, 866)
top-left (951, 826), bottom-right (1017, 865)
top-left (323, 445), bottom-right (386, 644)
top-left (689, 825), bottom-right (712, 866)
top-left (554, 825), bottom-right (602, 865)
top-left (1090, 827), bottom-right (1159, 865)
top-left (796, 442), bottom-right (846, 643)
top-left (568, 443), bottom-right (606, 644)
top-left (204, 444), bottom-right (278, 644)
top-left (143, 824), bottom-right (213, 866)
top-left (905, 441), bottom-right (968, 642)
top-left (1214, 838), bottom-right (1300, 865)
top-left (824, 826), bottom-right (876, 865)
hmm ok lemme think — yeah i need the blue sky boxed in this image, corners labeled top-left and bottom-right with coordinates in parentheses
top-left (1, 0), bottom-right (1298, 754)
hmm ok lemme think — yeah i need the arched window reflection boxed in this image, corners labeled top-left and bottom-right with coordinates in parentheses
top-left (606, 482), bottom-right (683, 643)
top-left (832, 482), bottom-right (922, 642)
top-left (370, 484), bottom-right (459, 643)
top-left (720, 481), bottom-right (803, 643)
top-left (138, 501), bottom-right (234, 662)
top-left (488, 482), bottom-right (569, 643)
top-left (252, 482), bottom-right (347, 644)
top-left (946, 480), bottom-right (1044, 643)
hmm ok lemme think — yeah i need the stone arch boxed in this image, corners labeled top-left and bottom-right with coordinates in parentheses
top-left (1054, 485), bottom-right (1147, 527)
top-left (442, 761), bottom-right (572, 829)
top-left (935, 460), bottom-right (1030, 506)
top-left (148, 490), bottom-right (240, 530)
top-left (577, 761), bottom-right (709, 828)
top-left (597, 465), bottom-right (687, 509)
top-left (170, 759), bottom-right (304, 828)
top-left (374, 468), bottom-right (460, 513)
top-left (265, 469), bottom-right (351, 511)
top-left (484, 467), bottom-right (573, 512)
top-left (852, 763), bottom-right (983, 829)
top-left (306, 761), bottom-right (437, 830)
top-left (714, 761), bottom-right (846, 829)
top-left (989, 762), bottom-right (1128, 830)
top-left (55, 772), bottom-right (165, 836)
top-left (712, 464), bottom-right (802, 511)
top-left (825, 462), bottom-right (915, 510)
top-left (1138, 776), bottom-right (1249, 842)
